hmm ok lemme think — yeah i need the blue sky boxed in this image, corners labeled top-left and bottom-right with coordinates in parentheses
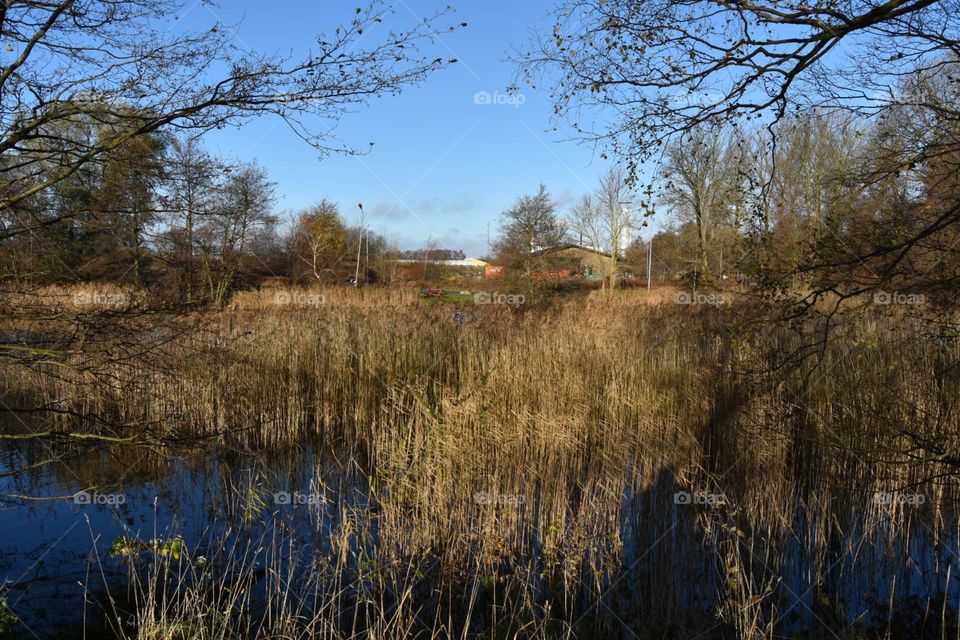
top-left (174, 1), bottom-right (633, 257)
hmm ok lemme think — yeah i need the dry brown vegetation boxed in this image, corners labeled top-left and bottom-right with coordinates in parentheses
top-left (3, 286), bottom-right (959, 638)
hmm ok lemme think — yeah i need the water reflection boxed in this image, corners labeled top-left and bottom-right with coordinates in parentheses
top-left (0, 440), bottom-right (957, 639)
top-left (0, 441), bottom-right (370, 638)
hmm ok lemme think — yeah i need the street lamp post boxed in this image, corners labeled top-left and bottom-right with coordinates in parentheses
top-left (354, 202), bottom-right (364, 286)
top-left (646, 236), bottom-right (652, 290)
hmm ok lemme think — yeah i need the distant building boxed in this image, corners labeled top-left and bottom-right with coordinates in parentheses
top-left (391, 257), bottom-right (488, 267)
top-left (484, 264), bottom-right (505, 279)
top-left (389, 257), bottom-right (489, 281)
top-left (532, 268), bottom-right (572, 282)
top-left (532, 244), bottom-right (620, 281)
top-left (437, 257), bottom-right (488, 268)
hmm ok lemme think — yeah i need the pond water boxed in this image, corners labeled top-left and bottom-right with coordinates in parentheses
top-left (0, 442), bottom-right (375, 638)
top-left (1, 439), bottom-right (958, 639)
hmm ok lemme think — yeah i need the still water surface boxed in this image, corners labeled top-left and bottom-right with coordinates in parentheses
top-left (0, 441), bottom-right (957, 638)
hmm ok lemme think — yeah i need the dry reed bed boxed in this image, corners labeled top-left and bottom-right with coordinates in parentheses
top-left (4, 286), bottom-right (960, 638)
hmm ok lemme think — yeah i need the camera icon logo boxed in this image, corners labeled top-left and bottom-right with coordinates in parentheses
top-left (473, 291), bottom-right (491, 304)
top-left (273, 491), bottom-right (292, 505)
top-left (674, 292), bottom-right (692, 305)
top-left (73, 491), bottom-right (92, 505)
top-left (874, 291), bottom-right (892, 304)
top-left (473, 91), bottom-right (492, 105)
top-left (673, 491), bottom-right (692, 505)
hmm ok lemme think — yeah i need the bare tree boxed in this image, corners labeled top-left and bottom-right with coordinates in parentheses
top-left (660, 127), bottom-right (738, 280)
top-left (569, 168), bottom-right (635, 289)
top-left (163, 135), bottom-right (224, 301)
top-left (596, 168), bottom-right (634, 289)
top-left (569, 194), bottom-right (602, 248)
top-left (199, 162), bottom-right (276, 304)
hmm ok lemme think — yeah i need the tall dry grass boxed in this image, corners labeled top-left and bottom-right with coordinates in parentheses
top-left (4, 285), bottom-right (960, 638)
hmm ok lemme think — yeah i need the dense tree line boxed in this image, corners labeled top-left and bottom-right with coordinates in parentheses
top-left (0, 0), bottom-right (459, 306)
top-left (617, 102), bottom-right (960, 308)
top-left (519, 0), bottom-right (960, 310)
top-left (494, 93), bottom-right (960, 307)
top-left (0, 129), bottom-right (392, 301)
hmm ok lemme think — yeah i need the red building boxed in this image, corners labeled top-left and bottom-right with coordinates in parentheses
top-left (484, 265), bottom-right (505, 279)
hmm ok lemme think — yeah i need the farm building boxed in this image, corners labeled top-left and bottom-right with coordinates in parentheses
top-left (389, 257), bottom-right (490, 281)
top-left (532, 244), bottom-right (622, 281)
top-left (438, 257), bottom-right (488, 268)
